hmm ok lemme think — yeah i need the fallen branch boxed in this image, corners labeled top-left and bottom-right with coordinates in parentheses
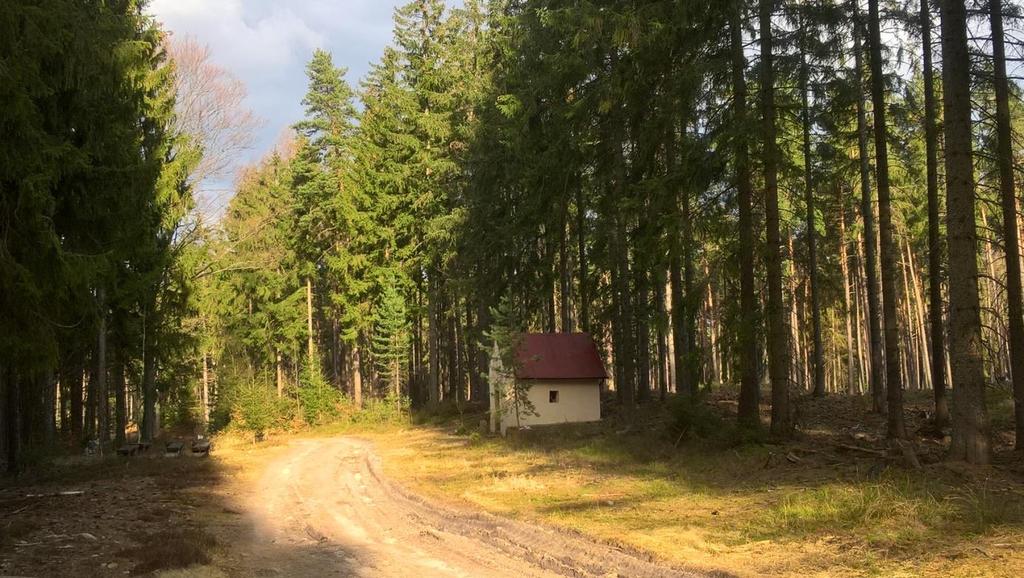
top-left (6, 504), bottom-right (32, 516)
top-left (24, 490), bottom-right (85, 499)
top-left (834, 443), bottom-right (887, 457)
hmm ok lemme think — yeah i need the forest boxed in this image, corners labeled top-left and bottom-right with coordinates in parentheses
top-left (4, 0), bottom-right (1024, 473)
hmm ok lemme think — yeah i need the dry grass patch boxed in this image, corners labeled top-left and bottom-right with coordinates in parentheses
top-left (367, 422), bottom-right (1024, 578)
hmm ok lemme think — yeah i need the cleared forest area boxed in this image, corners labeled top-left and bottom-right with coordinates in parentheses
top-left (5, 0), bottom-right (1024, 575)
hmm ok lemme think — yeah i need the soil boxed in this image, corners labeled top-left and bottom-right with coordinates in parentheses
top-left (0, 437), bottom-right (711, 577)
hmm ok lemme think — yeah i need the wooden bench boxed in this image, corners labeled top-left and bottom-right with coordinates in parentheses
top-left (117, 443), bottom-right (140, 457)
top-left (165, 441), bottom-right (184, 456)
top-left (191, 439), bottom-right (211, 456)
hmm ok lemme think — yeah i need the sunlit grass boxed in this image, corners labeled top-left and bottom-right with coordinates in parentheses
top-left (751, 476), bottom-right (951, 546)
top-left (364, 422), bottom-right (1024, 578)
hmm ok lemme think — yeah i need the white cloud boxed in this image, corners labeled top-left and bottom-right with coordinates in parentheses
top-left (146, 0), bottom-right (461, 217)
top-left (150, 0), bottom-right (324, 76)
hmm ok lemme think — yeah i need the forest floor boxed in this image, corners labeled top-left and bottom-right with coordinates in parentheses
top-left (1, 391), bottom-right (1022, 577)
top-left (364, 390), bottom-right (1024, 578)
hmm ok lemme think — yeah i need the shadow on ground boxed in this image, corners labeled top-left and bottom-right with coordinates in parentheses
top-left (0, 449), bottom-right (359, 577)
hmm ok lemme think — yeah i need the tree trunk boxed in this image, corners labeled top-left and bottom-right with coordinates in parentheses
top-left (331, 318), bottom-right (341, 388)
top-left (906, 239), bottom-right (932, 391)
top-left (990, 0), bottom-right (1024, 450)
top-left (113, 351), bottom-right (126, 446)
top-left (682, 184), bottom-right (696, 396)
top-left (705, 267), bottom-right (722, 388)
top-left (96, 287), bottom-right (108, 450)
top-left (854, 9), bottom-right (886, 414)
top-left (799, 18), bottom-right (825, 398)
top-left (275, 350), bottom-right (283, 397)
top-left (788, 234), bottom-right (806, 392)
top-left (547, 244), bottom-right (557, 335)
top-left (840, 192), bottom-right (858, 394)
top-left (393, 355), bottom-right (401, 399)
top-left (465, 299), bottom-right (480, 402)
top-left (634, 271), bottom-right (649, 404)
top-left (899, 241), bottom-right (920, 393)
top-left (306, 278), bottom-right (315, 369)
top-left (670, 249), bottom-right (686, 395)
top-left (919, 0), bottom-right (950, 426)
top-left (576, 186), bottom-right (589, 334)
top-left (59, 361), bottom-right (70, 437)
top-left (444, 291), bottom-right (457, 400)
top-left (613, 212), bottom-right (636, 409)
top-left (853, 244), bottom-right (868, 393)
top-left (666, 119), bottom-right (688, 399)
top-left (85, 356), bottom-right (96, 440)
top-left (413, 275), bottom-right (424, 405)
top-left (70, 354), bottom-right (83, 445)
top-left (352, 345), bottom-right (363, 409)
top-left (201, 351), bottom-right (210, 425)
top-left (867, 0), bottom-right (907, 439)
top-left (656, 277), bottom-right (669, 402)
top-left (454, 300), bottom-right (466, 404)
top-left (980, 207), bottom-right (1002, 381)
top-left (941, 0), bottom-right (990, 464)
top-left (559, 199), bottom-right (572, 333)
top-left (476, 300), bottom-right (491, 404)
top-left (760, 0), bottom-right (791, 436)
top-left (141, 315), bottom-right (157, 443)
top-left (428, 270), bottom-right (440, 406)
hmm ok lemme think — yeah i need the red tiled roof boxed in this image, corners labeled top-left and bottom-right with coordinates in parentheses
top-left (514, 333), bottom-right (607, 380)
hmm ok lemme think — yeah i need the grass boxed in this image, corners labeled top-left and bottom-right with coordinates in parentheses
top-left (750, 476), bottom-right (951, 544)
top-left (362, 401), bottom-right (1024, 578)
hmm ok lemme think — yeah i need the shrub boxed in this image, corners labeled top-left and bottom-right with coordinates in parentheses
top-left (162, 381), bottom-right (202, 432)
top-left (666, 393), bottom-right (763, 447)
top-left (353, 392), bottom-right (410, 426)
top-left (296, 361), bottom-right (342, 425)
top-left (231, 380), bottom-right (289, 440)
top-left (667, 394), bottom-right (722, 440)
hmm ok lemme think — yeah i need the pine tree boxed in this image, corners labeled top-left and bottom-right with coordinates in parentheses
top-left (290, 48), bottom-right (367, 406)
top-left (920, 0), bottom-right (949, 427)
top-left (760, 0), bottom-right (792, 436)
top-left (867, 0), bottom-right (907, 439)
top-left (989, 0), bottom-right (1024, 451)
top-left (372, 277), bottom-right (410, 397)
top-left (732, 0), bottom-right (760, 427)
top-left (798, 4), bottom-right (825, 399)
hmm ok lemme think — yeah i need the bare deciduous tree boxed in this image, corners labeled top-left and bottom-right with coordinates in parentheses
top-left (167, 35), bottom-right (262, 211)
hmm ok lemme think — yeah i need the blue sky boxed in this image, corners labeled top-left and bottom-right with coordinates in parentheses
top-left (147, 0), bottom-right (419, 215)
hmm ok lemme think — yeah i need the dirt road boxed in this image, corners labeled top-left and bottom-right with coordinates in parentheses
top-left (237, 437), bottom-right (704, 578)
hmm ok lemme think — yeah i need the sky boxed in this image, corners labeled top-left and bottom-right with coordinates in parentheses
top-left (146, 0), bottom-right (415, 216)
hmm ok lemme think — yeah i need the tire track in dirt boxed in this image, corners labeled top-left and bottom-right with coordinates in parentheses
top-left (246, 437), bottom-right (710, 578)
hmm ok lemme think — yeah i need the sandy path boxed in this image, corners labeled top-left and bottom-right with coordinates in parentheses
top-left (237, 437), bottom-right (702, 578)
